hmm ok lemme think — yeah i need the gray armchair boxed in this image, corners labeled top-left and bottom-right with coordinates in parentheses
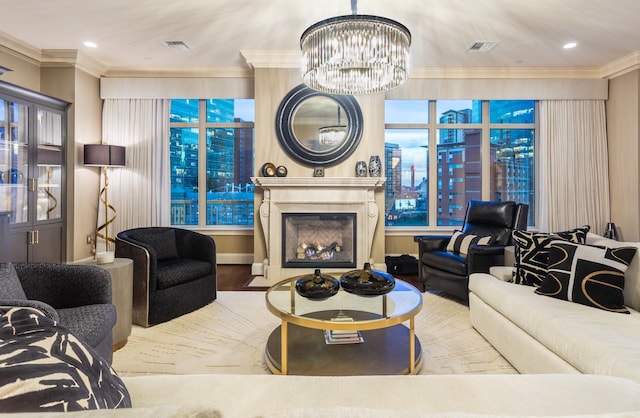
top-left (414, 200), bottom-right (528, 302)
top-left (0, 262), bottom-right (116, 364)
top-left (115, 227), bottom-right (217, 327)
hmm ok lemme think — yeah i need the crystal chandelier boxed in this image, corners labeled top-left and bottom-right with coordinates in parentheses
top-left (300, 0), bottom-right (411, 95)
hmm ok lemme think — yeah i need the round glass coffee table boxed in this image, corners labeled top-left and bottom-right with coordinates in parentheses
top-left (265, 276), bottom-right (423, 375)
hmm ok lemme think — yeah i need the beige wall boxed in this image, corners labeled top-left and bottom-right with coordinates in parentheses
top-left (252, 68), bottom-right (388, 267)
top-left (68, 70), bottom-right (102, 261)
top-left (606, 69), bottom-right (640, 241)
top-left (40, 67), bottom-right (104, 261)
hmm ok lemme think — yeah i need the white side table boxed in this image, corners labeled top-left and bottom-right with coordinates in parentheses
top-left (77, 258), bottom-right (133, 350)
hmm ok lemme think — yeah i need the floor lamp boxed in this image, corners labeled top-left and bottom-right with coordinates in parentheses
top-left (84, 144), bottom-right (126, 261)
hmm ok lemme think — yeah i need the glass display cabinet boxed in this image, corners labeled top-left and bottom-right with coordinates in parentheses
top-left (0, 81), bottom-right (68, 263)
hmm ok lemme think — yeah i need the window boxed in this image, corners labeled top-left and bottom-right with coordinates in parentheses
top-left (384, 100), bottom-right (429, 226)
top-left (169, 99), bottom-right (255, 227)
top-left (384, 99), bottom-right (536, 227)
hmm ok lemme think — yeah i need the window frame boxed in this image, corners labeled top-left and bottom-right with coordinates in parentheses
top-left (384, 99), bottom-right (538, 231)
top-left (169, 99), bottom-right (255, 231)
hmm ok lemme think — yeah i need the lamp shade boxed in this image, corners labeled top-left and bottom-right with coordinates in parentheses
top-left (84, 144), bottom-right (126, 167)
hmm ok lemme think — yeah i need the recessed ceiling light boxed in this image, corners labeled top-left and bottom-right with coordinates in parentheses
top-left (84, 41), bottom-right (98, 48)
top-left (563, 42), bottom-right (577, 49)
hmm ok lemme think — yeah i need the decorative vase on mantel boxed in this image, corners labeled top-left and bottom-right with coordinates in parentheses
top-left (355, 160), bottom-right (367, 177)
top-left (368, 155), bottom-right (382, 177)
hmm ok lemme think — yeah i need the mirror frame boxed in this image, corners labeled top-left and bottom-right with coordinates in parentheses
top-left (275, 84), bottom-right (363, 167)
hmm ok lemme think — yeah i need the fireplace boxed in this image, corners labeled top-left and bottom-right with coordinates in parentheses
top-left (251, 177), bottom-right (385, 286)
top-left (282, 213), bottom-right (356, 268)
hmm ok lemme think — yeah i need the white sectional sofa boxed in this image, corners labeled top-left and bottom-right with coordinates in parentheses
top-left (8, 374), bottom-right (640, 417)
top-left (6, 233), bottom-right (640, 417)
top-left (469, 233), bottom-right (640, 383)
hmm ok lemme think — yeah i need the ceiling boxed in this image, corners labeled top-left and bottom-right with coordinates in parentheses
top-left (1, 0), bottom-right (640, 77)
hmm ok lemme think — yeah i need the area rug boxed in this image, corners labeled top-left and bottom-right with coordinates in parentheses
top-left (111, 291), bottom-right (516, 376)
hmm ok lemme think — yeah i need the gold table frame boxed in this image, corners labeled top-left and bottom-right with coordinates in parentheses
top-left (265, 276), bottom-right (423, 375)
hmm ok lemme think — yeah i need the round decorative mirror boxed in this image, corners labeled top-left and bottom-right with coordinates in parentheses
top-left (275, 84), bottom-right (363, 167)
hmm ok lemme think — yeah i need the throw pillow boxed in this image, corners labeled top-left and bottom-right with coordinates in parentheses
top-left (512, 225), bottom-right (590, 287)
top-left (446, 230), bottom-right (495, 256)
top-left (535, 241), bottom-right (637, 313)
top-left (0, 263), bottom-right (28, 300)
top-left (0, 306), bottom-right (131, 412)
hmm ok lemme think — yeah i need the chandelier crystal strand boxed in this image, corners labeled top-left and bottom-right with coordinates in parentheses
top-left (301, 13), bottom-right (411, 95)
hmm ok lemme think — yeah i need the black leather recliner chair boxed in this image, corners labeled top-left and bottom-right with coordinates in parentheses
top-left (414, 200), bottom-right (528, 302)
top-left (115, 227), bottom-right (216, 327)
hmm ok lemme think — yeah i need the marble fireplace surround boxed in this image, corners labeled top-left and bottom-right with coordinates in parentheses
top-left (251, 177), bottom-right (385, 287)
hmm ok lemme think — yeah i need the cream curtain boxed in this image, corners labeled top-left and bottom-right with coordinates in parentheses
top-left (96, 99), bottom-right (171, 252)
top-left (538, 100), bottom-right (610, 234)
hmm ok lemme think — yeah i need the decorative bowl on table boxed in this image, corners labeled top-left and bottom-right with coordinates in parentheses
top-left (340, 263), bottom-right (395, 296)
top-left (295, 269), bottom-right (340, 300)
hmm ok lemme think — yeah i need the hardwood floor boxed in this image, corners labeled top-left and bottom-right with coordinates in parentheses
top-left (216, 264), bottom-right (423, 291)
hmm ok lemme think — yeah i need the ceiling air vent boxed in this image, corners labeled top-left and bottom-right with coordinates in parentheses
top-left (164, 41), bottom-right (190, 51)
top-left (467, 42), bottom-right (500, 52)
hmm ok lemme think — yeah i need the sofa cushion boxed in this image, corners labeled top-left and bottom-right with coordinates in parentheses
top-left (446, 230), bottom-right (495, 256)
top-left (512, 226), bottom-right (590, 286)
top-left (0, 306), bottom-right (130, 412)
top-left (536, 240), bottom-right (636, 313)
top-left (156, 259), bottom-right (213, 290)
top-left (0, 263), bottom-right (27, 300)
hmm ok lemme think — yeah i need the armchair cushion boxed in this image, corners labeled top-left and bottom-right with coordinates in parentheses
top-left (512, 226), bottom-right (590, 287)
top-left (0, 306), bottom-right (130, 412)
top-left (156, 259), bottom-right (213, 290)
top-left (536, 241), bottom-right (636, 313)
top-left (56, 304), bottom-right (117, 349)
top-left (14, 263), bottom-right (113, 308)
top-left (445, 230), bottom-right (496, 255)
top-left (422, 251), bottom-right (467, 276)
top-left (128, 229), bottom-right (179, 261)
top-left (0, 263), bottom-right (27, 300)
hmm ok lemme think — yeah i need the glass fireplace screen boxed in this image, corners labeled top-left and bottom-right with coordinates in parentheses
top-left (282, 212), bottom-right (356, 268)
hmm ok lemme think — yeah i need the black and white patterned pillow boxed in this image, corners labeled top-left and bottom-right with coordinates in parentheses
top-left (512, 225), bottom-right (590, 286)
top-left (535, 241), bottom-right (636, 313)
top-left (0, 306), bottom-right (131, 412)
top-left (446, 230), bottom-right (495, 256)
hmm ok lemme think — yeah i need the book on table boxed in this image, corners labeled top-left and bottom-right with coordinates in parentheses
top-left (324, 313), bottom-right (363, 345)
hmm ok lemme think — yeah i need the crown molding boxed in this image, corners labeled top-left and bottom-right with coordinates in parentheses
top-left (2, 36), bottom-right (640, 81)
top-left (409, 66), bottom-right (603, 79)
top-left (102, 67), bottom-right (253, 78)
top-left (241, 50), bottom-right (301, 68)
top-left (40, 49), bottom-right (107, 78)
top-left (599, 50), bottom-right (640, 79)
top-left (0, 32), bottom-right (41, 65)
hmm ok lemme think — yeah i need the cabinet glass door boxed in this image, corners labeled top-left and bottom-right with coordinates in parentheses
top-left (36, 109), bottom-right (63, 221)
top-left (0, 99), bottom-right (29, 224)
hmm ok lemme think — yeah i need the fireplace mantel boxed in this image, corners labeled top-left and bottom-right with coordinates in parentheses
top-left (252, 177), bottom-right (385, 189)
top-left (251, 176), bottom-right (385, 286)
